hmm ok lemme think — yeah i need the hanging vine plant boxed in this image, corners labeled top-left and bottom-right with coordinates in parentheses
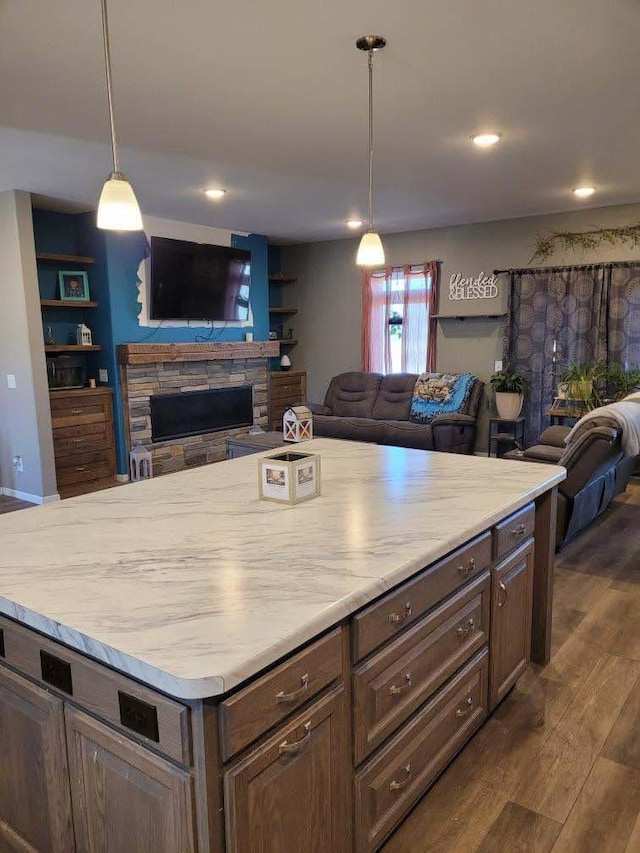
top-left (530, 223), bottom-right (640, 263)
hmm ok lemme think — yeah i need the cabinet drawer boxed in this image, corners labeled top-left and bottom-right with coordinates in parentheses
top-left (353, 572), bottom-right (489, 764)
top-left (53, 421), bottom-right (111, 440)
top-left (51, 409), bottom-right (107, 429)
top-left (0, 615), bottom-right (190, 766)
top-left (493, 503), bottom-right (535, 561)
top-left (219, 628), bottom-right (343, 762)
top-left (352, 533), bottom-right (491, 663)
top-left (270, 371), bottom-right (305, 388)
top-left (354, 650), bottom-right (488, 853)
top-left (55, 459), bottom-right (113, 486)
top-left (55, 448), bottom-right (115, 469)
top-left (54, 433), bottom-right (113, 456)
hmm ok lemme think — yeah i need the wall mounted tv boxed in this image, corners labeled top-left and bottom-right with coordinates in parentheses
top-left (149, 236), bottom-right (251, 321)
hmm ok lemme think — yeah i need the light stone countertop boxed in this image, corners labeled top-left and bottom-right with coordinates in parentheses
top-left (0, 439), bottom-right (565, 699)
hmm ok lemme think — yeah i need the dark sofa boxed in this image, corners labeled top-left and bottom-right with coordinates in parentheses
top-left (308, 372), bottom-right (483, 455)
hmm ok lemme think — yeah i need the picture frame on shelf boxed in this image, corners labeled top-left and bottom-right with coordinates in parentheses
top-left (58, 271), bottom-right (90, 301)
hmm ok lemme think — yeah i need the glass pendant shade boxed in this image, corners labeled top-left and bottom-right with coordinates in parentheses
top-left (356, 230), bottom-right (385, 267)
top-left (97, 173), bottom-right (143, 231)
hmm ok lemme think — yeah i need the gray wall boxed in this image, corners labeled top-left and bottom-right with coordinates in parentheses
top-left (0, 190), bottom-right (57, 500)
top-left (281, 202), bottom-right (640, 451)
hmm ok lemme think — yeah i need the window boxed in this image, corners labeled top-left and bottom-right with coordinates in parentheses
top-left (361, 262), bottom-right (439, 374)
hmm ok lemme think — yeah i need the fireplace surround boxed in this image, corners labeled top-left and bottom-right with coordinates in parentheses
top-left (118, 342), bottom-right (278, 475)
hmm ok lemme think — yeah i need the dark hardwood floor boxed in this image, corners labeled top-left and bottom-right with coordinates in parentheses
top-left (0, 495), bottom-right (35, 514)
top-left (383, 481), bottom-right (640, 853)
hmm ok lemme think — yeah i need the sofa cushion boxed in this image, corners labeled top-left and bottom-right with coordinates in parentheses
top-left (324, 372), bottom-right (383, 418)
top-left (312, 415), bottom-right (385, 444)
top-left (521, 444), bottom-right (565, 464)
top-left (372, 373), bottom-right (417, 420)
top-left (377, 420), bottom-right (434, 450)
top-left (538, 425), bottom-right (571, 447)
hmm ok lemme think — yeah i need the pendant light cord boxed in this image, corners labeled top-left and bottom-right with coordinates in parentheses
top-left (367, 49), bottom-right (374, 232)
top-left (101, 0), bottom-right (120, 176)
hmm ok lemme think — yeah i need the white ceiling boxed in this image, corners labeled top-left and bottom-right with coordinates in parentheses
top-left (1, 0), bottom-right (640, 242)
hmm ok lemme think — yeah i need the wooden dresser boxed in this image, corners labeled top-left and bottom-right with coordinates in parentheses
top-left (268, 370), bottom-right (307, 430)
top-left (49, 388), bottom-right (117, 498)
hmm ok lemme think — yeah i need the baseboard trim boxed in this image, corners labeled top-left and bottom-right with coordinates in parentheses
top-left (116, 474), bottom-right (130, 483)
top-left (1, 487), bottom-right (60, 505)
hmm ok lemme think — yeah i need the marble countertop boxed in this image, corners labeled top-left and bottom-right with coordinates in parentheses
top-left (0, 439), bottom-right (565, 699)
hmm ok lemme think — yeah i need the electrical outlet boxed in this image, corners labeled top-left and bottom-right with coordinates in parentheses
top-left (6, 374), bottom-right (16, 389)
top-left (494, 360), bottom-right (503, 372)
top-left (12, 455), bottom-right (23, 473)
top-left (99, 369), bottom-right (108, 383)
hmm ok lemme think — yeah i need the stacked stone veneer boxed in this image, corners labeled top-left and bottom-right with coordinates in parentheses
top-left (123, 357), bottom-right (269, 475)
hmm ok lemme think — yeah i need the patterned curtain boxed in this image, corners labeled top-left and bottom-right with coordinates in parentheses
top-left (503, 263), bottom-right (640, 444)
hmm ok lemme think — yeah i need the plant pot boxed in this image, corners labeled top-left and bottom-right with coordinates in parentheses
top-left (567, 379), bottom-right (592, 402)
top-left (495, 392), bottom-right (524, 420)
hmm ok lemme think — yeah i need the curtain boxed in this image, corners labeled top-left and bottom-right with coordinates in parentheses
top-left (362, 261), bottom-right (438, 374)
top-left (503, 262), bottom-right (640, 443)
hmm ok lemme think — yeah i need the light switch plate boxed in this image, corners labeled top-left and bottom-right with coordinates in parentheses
top-left (98, 369), bottom-right (108, 383)
top-left (6, 374), bottom-right (16, 389)
top-left (494, 360), bottom-right (503, 372)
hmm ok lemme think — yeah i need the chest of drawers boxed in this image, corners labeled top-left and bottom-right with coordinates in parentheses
top-left (50, 388), bottom-right (116, 498)
top-left (268, 370), bottom-right (307, 430)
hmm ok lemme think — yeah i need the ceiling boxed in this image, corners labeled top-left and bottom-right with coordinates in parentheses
top-left (1, 0), bottom-right (640, 242)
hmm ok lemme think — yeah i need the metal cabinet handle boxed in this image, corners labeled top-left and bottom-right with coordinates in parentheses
top-left (511, 523), bottom-right (526, 536)
top-left (458, 557), bottom-right (476, 576)
top-left (72, 438), bottom-right (85, 444)
top-left (388, 602), bottom-right (412, 624)
top-left (276, 673), bottom-right (309, 704)
top-left (389, 673), bottom-right (413, 696)
top-left (497, 581), bottom-right (508, 608)
top-left (71, 408), bottom-right (83, 414)
top-left (456, 618), bottom-right (475, 637)
top-left (278, 721), bottom-right (312, 756)
top-left (456, 696), bottom-right (474, 718)
top-left (389, 763), bottom-right (412, 791)
top-left (75, 466), bottom-right (87, 472)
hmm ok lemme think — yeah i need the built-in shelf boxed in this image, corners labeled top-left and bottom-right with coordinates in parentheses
top-left (36, 252), bottom-right (95, 265)
top-left (45, 345), bottom-right (102, 353)
top-left (268, 307), bottom-right (298, 315)
top-left (432, 313), bottom-right (507, 321)
top-left (268, 275), bottom-right (297, 284)
top-left (41, 299), bottom-right (99, 309)
top-left (275, 339), bottom-right (298, 346)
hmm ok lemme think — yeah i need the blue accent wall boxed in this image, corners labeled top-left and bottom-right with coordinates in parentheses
top-left (33, 208), bottom-right (270, 476)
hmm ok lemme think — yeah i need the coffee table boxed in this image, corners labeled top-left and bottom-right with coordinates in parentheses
top-left (225, 431), bottom-right (287, 459)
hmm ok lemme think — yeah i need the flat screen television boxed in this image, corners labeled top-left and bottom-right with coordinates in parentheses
top-left (149, 236), bottom-right (251, 321)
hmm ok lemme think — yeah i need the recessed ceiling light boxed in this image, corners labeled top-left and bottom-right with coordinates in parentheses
top-left (471, 133), bottom-right (502, 148)
top-left (204, 188), bottom-right (227, 199)
top-left (346, 219), bottom-right (363, 229)
top-left (573, 186), bottom-right (595, 199)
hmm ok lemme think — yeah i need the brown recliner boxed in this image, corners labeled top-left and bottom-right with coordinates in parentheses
top-left (308, 371), bottom-right (483, 454)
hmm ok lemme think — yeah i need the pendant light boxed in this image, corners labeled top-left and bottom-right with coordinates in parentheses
top-left (96, 0), bottom-right (143, 231)
top-left (356, 35), bottom-right (386, 267)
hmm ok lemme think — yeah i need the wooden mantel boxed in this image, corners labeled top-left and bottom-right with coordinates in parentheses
top-left (117, 341), bottom-right (279, 365)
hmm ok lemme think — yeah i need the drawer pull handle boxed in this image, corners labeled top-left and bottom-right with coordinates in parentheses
top-left (497, 581), bottom-right (508, 608)
top-left (512, 523), bottom-right (526, 536)
top-left (72, 438), bottom-right (85, 444)
top-left (456, 696), bottom-right (474, 718)
top-left (389, 673), bottom-right (413, 696)
top-left (389, 763), bottom-right (412, 791)
top-left (276, 673), bottom-right (309, 704)
top-left (456, 618), bottom-right (475, 637)
top-left (75, 466), bottom-right (87, 472)
top-left (279, 721), bottom-right (312, 756)
top-left (388, 602), bottom-right (412, 624)
top-left (458, 557), bottom-right (476, 576)
top-left (71, 408), bottom-right (83, 414)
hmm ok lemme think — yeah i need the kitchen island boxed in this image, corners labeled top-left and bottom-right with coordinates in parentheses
top-left (0, 439), bottom-right (564, 852)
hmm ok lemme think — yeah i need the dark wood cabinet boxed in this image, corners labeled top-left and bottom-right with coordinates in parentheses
top-left (0, 665), bottom-right (74, 853)
top-left (224, 686), bottom-right (351, 853)
top-left (489, 539), bottom-right (534, 709)
top-left (268, 370), bottom-right (307, 430)
top-left (65, 707), bottom-right (196, 853)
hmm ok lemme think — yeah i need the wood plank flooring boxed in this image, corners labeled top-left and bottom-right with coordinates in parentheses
top-left (0, 495), bottom-right (34, 514)
top-left (383, 481), bottom-right (640, 853)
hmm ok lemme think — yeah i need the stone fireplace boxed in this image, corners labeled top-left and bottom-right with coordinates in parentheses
top-left (118, 341), bottom-right (278, 475)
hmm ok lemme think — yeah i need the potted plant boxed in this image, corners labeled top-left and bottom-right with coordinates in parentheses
top-left (489, 369), bottom-right (531, 420)
top-left (603, 362), bottom-right (640, 401)
top-left (561, 363), bottom-right (601, 408)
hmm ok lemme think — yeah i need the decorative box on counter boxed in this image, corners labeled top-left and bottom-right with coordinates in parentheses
top-left (258, 450), bottom-right (321, 505)
top-left (283, 405), bottom-right (313, 442)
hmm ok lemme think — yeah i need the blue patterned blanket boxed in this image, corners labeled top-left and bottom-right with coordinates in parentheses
top-left (409, 372), bottom-right (475, 424)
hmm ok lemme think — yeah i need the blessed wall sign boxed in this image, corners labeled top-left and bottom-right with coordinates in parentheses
top-left (448, 271), bottom-right (499, 301)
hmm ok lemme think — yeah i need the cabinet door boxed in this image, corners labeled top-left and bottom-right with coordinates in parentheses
top-left (65, 707), bottom-right (195, 853)
top-left (489, 540), bottom-right (534, 709)
top-left (224, 686), bottom-right (351, 853)
top-left (0, 664), bottom-right (74, 853)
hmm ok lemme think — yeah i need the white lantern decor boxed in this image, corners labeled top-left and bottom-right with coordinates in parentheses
top-left (283, 406), bottom-right (313, 443)
top-left (129, 443), bottom-right (153, 481)
top-left (76, 323), bottom-right (93, 346)
top-left (258, 450), bottom-right (321, 505)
